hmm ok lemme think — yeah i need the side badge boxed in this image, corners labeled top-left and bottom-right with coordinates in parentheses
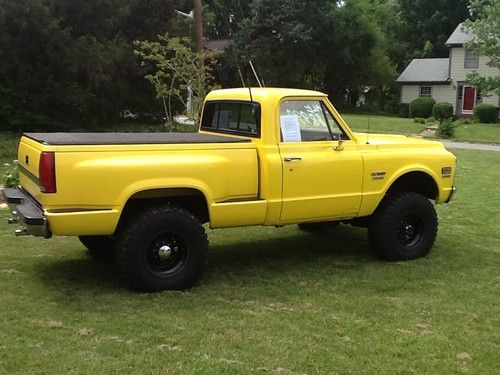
top-left (25, 155), bottom-right (29, 165)
top-left (371, 171), bottom-right (386, 180)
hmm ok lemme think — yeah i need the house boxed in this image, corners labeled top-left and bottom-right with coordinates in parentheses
top-left (396, 24), bottom-right (499, 117)
top-left (356, 86), bottom-right (378, 108)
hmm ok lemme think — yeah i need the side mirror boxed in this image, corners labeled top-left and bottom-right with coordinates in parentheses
top-left (334, 139), bottom-right (344, 151)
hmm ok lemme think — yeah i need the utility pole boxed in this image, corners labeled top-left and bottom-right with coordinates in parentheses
top-left (193, 0), bottom-right (203, 54)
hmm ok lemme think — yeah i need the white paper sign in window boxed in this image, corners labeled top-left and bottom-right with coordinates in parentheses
top-left (280, 115), bottom-right (301, 142)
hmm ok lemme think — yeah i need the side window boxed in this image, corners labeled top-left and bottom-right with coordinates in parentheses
top-left (419, 86), bottom-right (432, 97)
top-left (201, 101), bottom-right (260, 137)
top-left (464, 49), bottom-right (479, 69)
top-left (280, 100), bottom-right (347, 142)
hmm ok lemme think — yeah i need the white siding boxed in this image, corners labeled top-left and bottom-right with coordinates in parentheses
top-left (450, 47), bottom-right (500, 82)
top-left (431, 85), bottom-right (456, 108)
top-left (482, 95), bottom-right (500, 107)
top-left (401, 85), bottom-right (419, 103)
top-left (401, 85), bottom-right (456, 110)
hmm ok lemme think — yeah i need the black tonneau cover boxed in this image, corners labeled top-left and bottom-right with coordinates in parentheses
top-left (23, 132), bottom-right (251, 146)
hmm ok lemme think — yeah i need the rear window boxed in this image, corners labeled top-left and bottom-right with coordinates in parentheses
top-left (201, 101), bottom-right (261, 137)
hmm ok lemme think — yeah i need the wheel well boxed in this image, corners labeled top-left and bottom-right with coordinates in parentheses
top-left (386, 171), bottom-right (438, 201)
top-left (117, 188), bottom-right (209, 231)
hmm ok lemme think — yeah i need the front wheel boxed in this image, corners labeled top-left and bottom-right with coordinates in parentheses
top-left (368, 192), bottom-right (438, 261)
top-left (115, 205), bottom-right (208, 292)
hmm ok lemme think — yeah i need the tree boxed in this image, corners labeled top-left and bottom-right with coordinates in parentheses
top-left (463, 0), bottom-right (500, 95)
top-left (229, 0), bottom-right (394, 103)
top-left (0, 0), bottom-right (182, 130)
top-left (385, 0), bottom-right (470, 70)
top-left (135, 35), bottom-right (220, 128)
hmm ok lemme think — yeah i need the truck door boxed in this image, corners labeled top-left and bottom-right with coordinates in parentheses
top-left (278, 99), bottom-right (363, 222)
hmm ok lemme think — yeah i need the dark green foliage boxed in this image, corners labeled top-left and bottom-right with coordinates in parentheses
top-left (436, 119), bottom-right (455, 138)
top-left (230, 0), bottom-right (395, 103)
top-left (397, 103), bottom-right (410, 118)
top-left (0, 0), bottom-right (181, 130)
top-left (432, 102), bottom-right (454, 122)
top-left (473, 103), bottom-right (498, 123)
top-left (413, 117), bottom-right (426, 124)
top-left (410, 97), bottom-right (436, 118)
top-left (393, 0), bottom-right (470, 70)
top-left (2, 161), bottom-right (19, 188)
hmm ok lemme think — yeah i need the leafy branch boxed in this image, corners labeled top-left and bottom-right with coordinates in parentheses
top-left (134, 35), bottom-right (220, 130)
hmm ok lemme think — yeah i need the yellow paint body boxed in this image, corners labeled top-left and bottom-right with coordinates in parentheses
top-left (17, 88), bottom-right (456, 236)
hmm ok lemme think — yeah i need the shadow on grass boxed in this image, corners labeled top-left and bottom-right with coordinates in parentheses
top-left (35, 255), bottom-right (127, 294)
top-left (35, 225), bottom-right (374, 294)
top-left (208, 225), bottom-right (373, 271)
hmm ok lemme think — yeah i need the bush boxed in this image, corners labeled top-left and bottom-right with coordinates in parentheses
top-left (426, 116), bottom-right (436, 123)
top-left (410, 97), bottom-right (436, 118)
top-left (473, 103), bottom-right (498, 123)
top-left (398, 103), bottom-right (410, 118)
top-left (436, 119), bottom-right (455, 138)
top-left (2, 161), bottom-right (19, 188)
top-left (433, 102), bottom-right (454, 123)
top-left (413, 117), bottom-right (426, 124)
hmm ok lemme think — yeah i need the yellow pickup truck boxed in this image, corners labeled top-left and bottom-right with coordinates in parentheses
top-left (3, 88), bottom-right (456, 291)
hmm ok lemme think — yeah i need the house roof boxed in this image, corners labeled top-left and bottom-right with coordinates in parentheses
top-left (445, 23), bottom-right (474, 46)
top-left (396, 58), bottom-right (450, 83)
top-left (204, 39), bottom-right (232, 51)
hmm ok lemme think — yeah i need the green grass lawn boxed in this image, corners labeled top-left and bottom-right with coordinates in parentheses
top-left (0, 148), bottom-right (499, 373)
top-left (453, 122), bottom-right (500, 144)
top-left (342, 114), bottom-right (426, 136)
top-left (0, 132), bottom-right (19, 166)
top-left (341, 113), bottom-right (500, 144)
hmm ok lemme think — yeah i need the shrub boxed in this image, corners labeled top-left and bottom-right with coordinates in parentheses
top-left (433, 102), bottom-right (454, 123)
top-left (398, 103), bottom-right (410, 118)
top-left (410, 97), bottom-right (436, 118)
top-left (436, 119), bottom-right (455, 138)
top-left (2, 161), bottom-right (19, 188)
top-left (426, 116), bottom-right (436, 123)
top-left (413, 117), bottom-right (426, 124)
top-left (473, 103), bottom-right (498, 123)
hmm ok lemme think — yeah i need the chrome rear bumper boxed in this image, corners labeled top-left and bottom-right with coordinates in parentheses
top-left (2, 187), bottom-right (51, 238)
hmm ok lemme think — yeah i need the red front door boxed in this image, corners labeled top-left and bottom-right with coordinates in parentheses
top-left (463, 86), bottom-right (476, 112)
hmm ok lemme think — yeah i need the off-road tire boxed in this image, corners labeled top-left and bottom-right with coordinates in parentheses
top-left (298, 221), bottom-right (340, 233)
top-left (368, 192), bottom-right (438, 261)
top-left (78, 235), bottom-right (115, 260)
top-left (115, 205), bottom-right (208, 292)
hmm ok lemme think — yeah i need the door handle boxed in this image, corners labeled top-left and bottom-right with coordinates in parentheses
top-left (284, 157), bottom-right (302, 162)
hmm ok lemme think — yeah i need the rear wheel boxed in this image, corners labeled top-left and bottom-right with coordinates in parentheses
top-left (115, 205), bottom-right (208, 292)
top-left (78, 235), bottom-right (115, 260)
top-left (368, 192), bottom-right (438, 261)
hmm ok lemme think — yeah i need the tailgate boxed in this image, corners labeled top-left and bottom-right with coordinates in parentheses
top-left (17, 136), bottom-right (44, 202)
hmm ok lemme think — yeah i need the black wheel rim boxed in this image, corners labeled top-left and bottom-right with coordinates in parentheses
top-left (396, 214), bottom-right (424, 248)
top-left (145, 233), bottom-right (188, 276)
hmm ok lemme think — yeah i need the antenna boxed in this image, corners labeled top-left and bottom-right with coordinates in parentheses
top-left (247, 81), bottom-right (254, 103)
top-left (366, 114), bottom-right (371, 144)
top-left (237, 67), bottom-right (246, 87)
top-left (249, 60), bottom-right (263, 87)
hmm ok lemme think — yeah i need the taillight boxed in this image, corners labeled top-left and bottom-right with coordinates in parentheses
top-left (39, 151), bottom-right (56, 193)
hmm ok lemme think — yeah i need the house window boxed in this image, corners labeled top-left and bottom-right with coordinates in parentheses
top-left (464, 49), bottom-right (479, 68)
top-left (419, 86), bottom-right (432, 97)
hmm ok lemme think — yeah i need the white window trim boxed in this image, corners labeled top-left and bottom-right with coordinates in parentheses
top-left (419, 86), bottom-right (432, 97)
top-left (464, 49), bottom-right (479, 69)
